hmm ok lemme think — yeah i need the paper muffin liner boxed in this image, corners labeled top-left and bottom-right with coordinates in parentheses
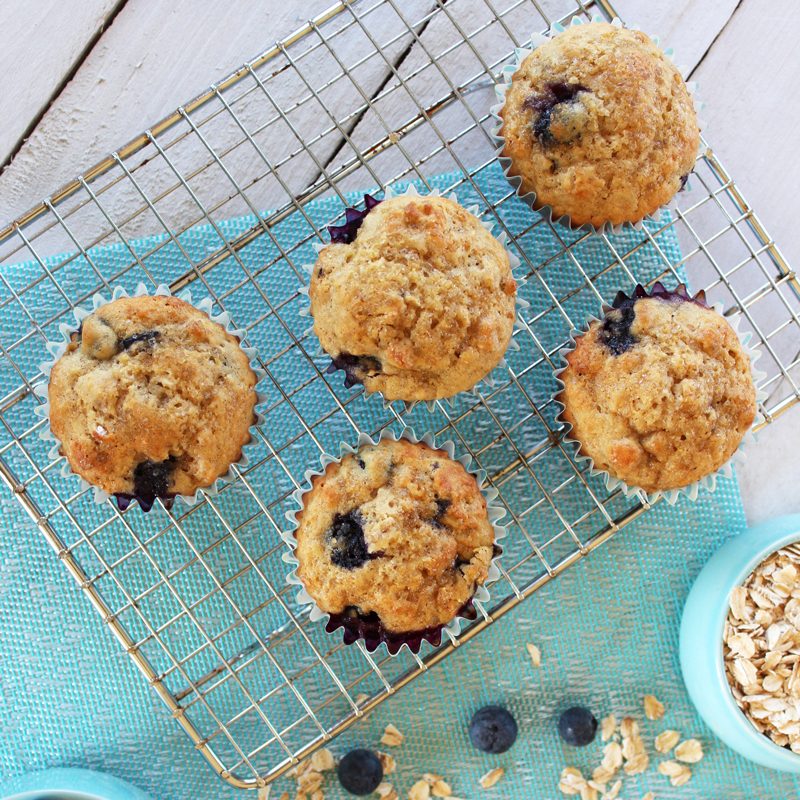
top-left (299, 184), bottom-right (529, 412)
top-left (553, 281), bottom-right (768, 505)
top-left (281, 427), bottom-right (507, 656)
top-left (491, 15), bottom-right (706, 235)
top-left (33, 283), bottom-right (267, 512)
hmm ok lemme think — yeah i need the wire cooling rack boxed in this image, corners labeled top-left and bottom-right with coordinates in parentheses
top-left (0, 0), bottom-right (798, 789)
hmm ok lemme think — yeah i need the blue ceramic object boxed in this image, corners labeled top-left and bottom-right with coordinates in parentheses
top-left (681, 513), bottom-right (800, 773)
top-left (0, 769), bottom-right (152, 800)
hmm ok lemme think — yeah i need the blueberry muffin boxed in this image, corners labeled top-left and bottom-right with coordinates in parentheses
top-left (499, 22), bottom-right (700, 227)
top-left (294, 439), bottom-right (497, 647)
top-left (48, 294), bottom-right (257, 509)
top-left (558, 285), bottom-right (757, 492)
top-left (309, 194), bottom-right (517, 401)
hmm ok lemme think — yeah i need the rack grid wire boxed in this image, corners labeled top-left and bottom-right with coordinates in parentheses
top-left (0, 0), bottom-right (798, 789)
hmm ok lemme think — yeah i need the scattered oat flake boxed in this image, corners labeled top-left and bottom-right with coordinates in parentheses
top-left (643, 695), bottom-right (665, 720)
top-left (377, 784), bottom-right (396, 799)
top-left (311, 791), bottom-right (324, 800)
top-left (526, 642), bottom-right (542, 666)
top-left (641, 794), bottom-right (655, 800)
top-left (658, 760), bottom-right (692, 786)
top-left (558, 767), bottom-right (586, 796)
top-left (408, 779), bottom-right (430, 800)
top-left (381, 724), bottom-right (404, 747)
top-left (579, 785), bottom-right (598, 800)
top-left (355, 693), bottom-right (369, 705)
top-left (431, 779), bottom-right (452, 798)
top-left (479, 767), bottom-right (504, 789)
top-left (674, 738), bottom-right (704, 763)
top-left (654, 729), bottom-right (680, 753)
top-left (310, 747), bottom-right (335, 773)
top-left (378, 752), bottom-right (396, 776)
top-left (600, 714), bottom-right (616, 742)
top-left (619, 717), bottom-right (639, 739)
top-left (623, 752), bottom-right (649, 775)
top-left (601, 780), bottom-right (622, 800)
top-left (277, 792), bottom-right (289, 800)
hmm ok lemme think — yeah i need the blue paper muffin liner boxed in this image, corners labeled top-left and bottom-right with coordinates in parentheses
top-left (299, 184), bottom-right (529, 412)
top-left (490, 14), bottom-right (705, 235)
top-left (553, 282), bottom-right (767, 505)
top-left (33, 283), bottom-right (267, 512)
top-left (281, 426), bottom-right (508, 656)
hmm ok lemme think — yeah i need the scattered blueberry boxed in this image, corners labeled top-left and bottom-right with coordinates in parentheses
top-left (337, 748), bottom-right (383, 795)
top-left (327, 194), bottom-right (382, 244)
top-left (599, 296), bottom-right (637, 356)
top-left (133, 458), bottom-right (176, 505)
top-left (524, 82), bottom-right (589, 144)
top-left (558, 706), bottom-right (598, 747)
top-left (327, 352), bottom-right (382, 389)
top-left (327, 510), bottom-right (378, 569)
top-left (120, 330), bottom-right (160, 350)
top-left (430, 498), bottom-right (451, 529)
top-left (469, 705), bottom-right (518, 754)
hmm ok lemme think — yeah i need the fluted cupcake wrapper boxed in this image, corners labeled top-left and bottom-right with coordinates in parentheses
top-left (280, 426), bottom-right (508, 656)
top-left (299, 183), bottom-right (529, 413)
top-left (490, 14), bottom-right (706, 235)
top-left (552, 282), bottom-right (767, 506)
top-left (33, 282), bottom-right (267, 512)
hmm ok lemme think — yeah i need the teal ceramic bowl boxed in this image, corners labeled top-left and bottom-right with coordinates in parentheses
top-left (680, 513), bottom-right (800, 773)
top-left (0, 769), bottom-right (152, 800)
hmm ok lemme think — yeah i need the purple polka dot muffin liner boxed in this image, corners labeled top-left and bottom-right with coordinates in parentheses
top-left (553, 282), bottom-right (767, 506)
top-left (490, 14), bottom-right (706, 235)
top-left (33, 283), bottom-right (267, 512)
top-left (280, 427), bottom-right (508, 656)
top-left (299, 184), bottom-right (529, 412)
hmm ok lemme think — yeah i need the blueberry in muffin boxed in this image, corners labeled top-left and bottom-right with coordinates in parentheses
top-left (309, 193), bottom-right (517, 402)
top-left (48, 294), bottom-right (257, 510)
top-left (293, 438), bottom-right (499, 652)
top-left (557, 283), bottom-right (757, 492)
top-left (498, 22), bottom-right (700, 227)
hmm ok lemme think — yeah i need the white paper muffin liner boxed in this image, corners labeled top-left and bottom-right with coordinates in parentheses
top-left (299, 184), bottom-right (529, 412)
top-left (280, 426), bottom-right (507, 656)
top-left (490, 15), bottom-right (706, 235)
top-left (33, 283), bottom-right (267, 512)
top-left (553, 282), bottom-right (768, 506)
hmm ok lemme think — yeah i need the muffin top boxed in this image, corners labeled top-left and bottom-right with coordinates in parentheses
top-left (48, 294), bottom-right (257, 507)
top-left (558, 290), bottom-right (757, 492)
top-left (309, 194), bottom-right (517, 401)
top-left (499, 22), bottom-right (700, 227)
top-left (294, 439), bottom-right (496, 633)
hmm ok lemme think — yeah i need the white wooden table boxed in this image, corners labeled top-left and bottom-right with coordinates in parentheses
top-left (1, 0), bottom-right (797, 524)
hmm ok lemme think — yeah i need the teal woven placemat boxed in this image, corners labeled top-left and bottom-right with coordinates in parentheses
top-left (0, 165), bottom-right (796, 798)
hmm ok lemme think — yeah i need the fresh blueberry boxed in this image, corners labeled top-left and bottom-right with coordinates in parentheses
top-left (337, 748), bottom-right (383, 795)
top-left (558, 706), bottom-right (598, 747)
top-left (133, 458), bottom-right (175, 504)
top-left (327, 510), bottom-right (377, 569)
top-left (469, 705), bottom-right (518, 754)
top-left (524, 82), bottom-right (589, 144)
top-left (120, 330), bottom-right (160, 350)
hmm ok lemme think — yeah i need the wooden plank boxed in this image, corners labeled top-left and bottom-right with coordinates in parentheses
top-left (0, 0), bottom-right (119, 164)
top-left (0, 0), bottom-right (436, 253)
top-left (689, 0), bottom-right (800, 523)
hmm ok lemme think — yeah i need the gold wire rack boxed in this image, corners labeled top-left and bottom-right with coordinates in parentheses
top-left (0, 0), bottom-right (798, 789)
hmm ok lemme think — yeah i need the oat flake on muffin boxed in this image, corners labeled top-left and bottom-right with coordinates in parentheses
top-left (558, 285), bottom-right (756, 492)
top-left (498, 21), bottom-right (700, 227)
top-left (48, 294), bottom-right (257, 509)
top-left (309, 193), bottom-right (517, 402)
top-left (294, 438), bottom-right (497, 638)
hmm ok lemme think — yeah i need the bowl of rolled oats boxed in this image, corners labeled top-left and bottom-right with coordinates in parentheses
top-left (680, 513), bottom-right (800, 772)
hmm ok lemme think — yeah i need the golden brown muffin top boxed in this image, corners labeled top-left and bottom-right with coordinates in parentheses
top-left (294, 439), bottom-right (496, 633)
top-left (558, 294), bottom-right (756, 492)
top-left (48, 294), bottom-right (257, 506)
top-left (309, 194), bottom-right (517, 401)
top-left (499, 22), bottom-right (700, 227)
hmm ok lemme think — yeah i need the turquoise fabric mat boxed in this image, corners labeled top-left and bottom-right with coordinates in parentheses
top-left (0, 165), bottom-right (796, 797)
